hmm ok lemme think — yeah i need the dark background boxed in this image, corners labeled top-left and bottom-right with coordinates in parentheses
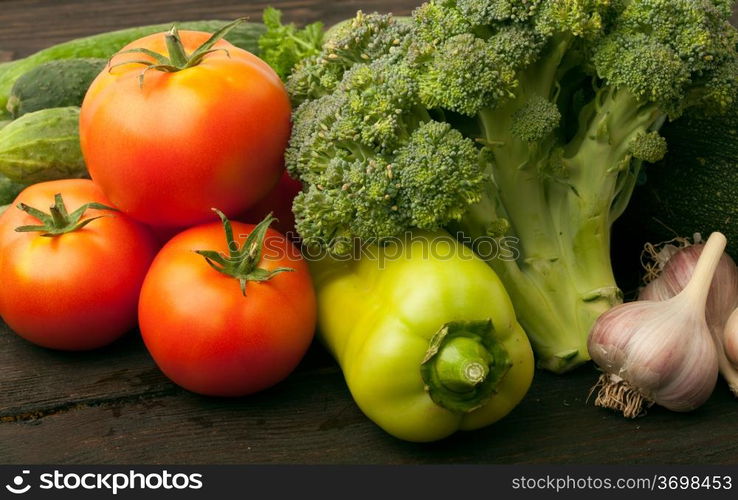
top-left (1, 0), bottom-right (738, 464)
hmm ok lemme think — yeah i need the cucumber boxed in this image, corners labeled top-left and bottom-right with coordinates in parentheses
top-left (0, 174), bottom-right (23, 206)
top-left (0, 107), bottom-right (86, 184)
top-left (0, 21), bottom-right (267, 118)
top-left (8, 58), bottom-right (107, 118)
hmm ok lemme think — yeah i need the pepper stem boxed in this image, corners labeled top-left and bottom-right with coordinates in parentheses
top-left (195, 210), bottom-right (293, 296)
top-left (420, 320), bottom-right (511, 413)
top-left (14, 193), bottom-right (117, 237)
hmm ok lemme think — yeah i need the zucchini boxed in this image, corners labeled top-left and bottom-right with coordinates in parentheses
top-left (616, 103), bottom-right (738, 265)
top-left (7, 58), bottom-right (107, 118)
top-left (0, 107), bottom-right (86, 184)
top-left (0, 21), bottom-right (267, 118)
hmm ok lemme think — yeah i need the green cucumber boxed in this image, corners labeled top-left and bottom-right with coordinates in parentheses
top-left (0, 174), bottom-right (24, 206)
top-left (0, 20), bottom-right (267, 118)
top-left (8, 58), bottom-right (107, 118)
top-left (0, 107), bottom-right (85, 184)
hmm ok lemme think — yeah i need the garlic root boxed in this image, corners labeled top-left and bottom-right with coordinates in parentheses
top-left (591, 373), bottom-right (653, 418)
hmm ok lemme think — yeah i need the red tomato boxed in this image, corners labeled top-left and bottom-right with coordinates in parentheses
top-left (138, 213), bottom-right (316, 396)
top-left (150, 173), bottom-right (303, 247)
top-left (240, 171), bottom-right (302, 236)
top-left (0, 180), bottom-right (158, 350)
top-left (80, 28), bottom-right (291, 227)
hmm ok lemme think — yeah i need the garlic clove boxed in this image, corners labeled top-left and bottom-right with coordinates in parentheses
top-left (637, 280), bottom-right (666, 302)
top-left (588, 232), bottom-right (726, 417)
top-left (639, 244), bottom-right (738, 327)
top-left (638, 239), bottom-right (738, 398)
top-left (724, 308), bottom-right (738, 369)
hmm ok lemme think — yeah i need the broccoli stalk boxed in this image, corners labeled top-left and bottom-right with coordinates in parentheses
top-left (286, 0), bottom-right (738, 373)
top-left (463, 89), bottom-right (666, 371)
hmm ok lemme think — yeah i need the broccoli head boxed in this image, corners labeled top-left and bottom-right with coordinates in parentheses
top-left (287, 55), bottom-right (485, 252)
top-left (594, 0), bottom-right (738, 117)
top-left (286, 1), bottom-right (738, 373)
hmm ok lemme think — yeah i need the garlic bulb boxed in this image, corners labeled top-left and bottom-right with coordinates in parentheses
top-left (588, 232), bottom-right (726, 418)
top-left (639, 242), bottom-right (738, 395)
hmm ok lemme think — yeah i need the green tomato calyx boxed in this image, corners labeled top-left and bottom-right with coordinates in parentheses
top-left (15, 193), bottom-right (117, 237)
top-left (195, 209), bottom-right (293, 296)
top-left (421, 320), bottom-right (512, 414)
top-left (110, 18), bottom-right (245, 88)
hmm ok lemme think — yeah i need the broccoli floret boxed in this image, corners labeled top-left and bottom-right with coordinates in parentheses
top-left (457, 0), bottom-right (543, 24)
top-left (287, 1), bottom-right (738, 373)
top-left (287, 12), bottom-right (411, 104)
top-left (535, 0), bottom-right (611, 38)
top-left (593, 33), bottom-right (690, 113)
top-left (417, 33), bottom-right (517, 115)
top-left (629, 131), bottom-right (668, 163)
top-left (487, 24), bottom-right (547, 69)
top-left (291, 120), bottom-right (484, 252)
top-left (511, 95), bottom-right (562, 143)
top-left (287, 56), bottom-right (484, 252)
top-left (710, 0), bottom-right (736, 17)
top-left (594, 0), bottom-right (738, 117)
top-left (412, 0), bottom-right (474, 42)
top-left (395, 121), bottom-right (485, 228)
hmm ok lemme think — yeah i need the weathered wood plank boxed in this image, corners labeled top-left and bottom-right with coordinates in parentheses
top-left (0, 325), bottom-right (177, 419)
top-left (0, 322), bottom-right (335, 419)
top-left (0, 0), bottom-right (412, 59)
top-left (2, 359), bottom-right (738, 464)
top-left (1, 0), bottom-right (738, 465)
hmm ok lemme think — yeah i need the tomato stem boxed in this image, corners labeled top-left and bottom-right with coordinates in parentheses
top-left (165, 26), bottom-right (189, 67)
top-left (15, 193), bottom-right (117, 237)
top-left (195, 210), bottom-right (293, 296)
top-left (111, 18), bottom-right (246, 88)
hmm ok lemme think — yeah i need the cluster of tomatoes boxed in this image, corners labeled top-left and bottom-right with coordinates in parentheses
top-left (0, 29), bottom-right (316, 397)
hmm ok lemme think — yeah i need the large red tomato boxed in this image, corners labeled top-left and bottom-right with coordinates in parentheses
top-left (80, 26), bottom-right (291, 228)
top-left (240, 171), bottom-right (302, 236)
top-left (146, 172), bottom-right (303, 247)
top-left (138, 211), bottom-right (316, 396)
top-left (0, 179), bottom-right (158, 350)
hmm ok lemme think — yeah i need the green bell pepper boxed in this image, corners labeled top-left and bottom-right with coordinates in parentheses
top-left (309, 230), bottom-right (534, 442)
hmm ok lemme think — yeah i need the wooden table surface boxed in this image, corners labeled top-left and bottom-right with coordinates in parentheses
top-left (2, 0), bottom-right (738, 465)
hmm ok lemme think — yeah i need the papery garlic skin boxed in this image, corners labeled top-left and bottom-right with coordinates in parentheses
top-left (639, 245), bottom-right (738, 328)
top-left (639, 244), bottom-right (738, 396)
top-left (588, 232), bottom-right (726, 417)
top-left (724, 308), bottom-right (738, 369)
